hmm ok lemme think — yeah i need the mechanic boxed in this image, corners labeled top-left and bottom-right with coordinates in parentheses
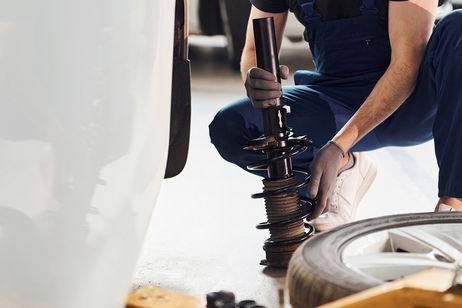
top-left (209, 0), bottom-right (462, 231)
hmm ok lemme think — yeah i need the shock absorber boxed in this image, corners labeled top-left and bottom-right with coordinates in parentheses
top-left (245, 17), bottom-right (315, 267)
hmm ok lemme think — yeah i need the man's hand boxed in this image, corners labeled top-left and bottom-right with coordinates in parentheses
top-left (245, 65), bottom-right (289, 109)
top-left (308, 141), bottom-right (345, 219)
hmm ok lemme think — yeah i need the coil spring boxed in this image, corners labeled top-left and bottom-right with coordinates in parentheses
top-left (246, 135), bottom-right (316, 251)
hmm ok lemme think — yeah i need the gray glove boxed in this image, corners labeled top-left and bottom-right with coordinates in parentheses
top-left (245, 65), bottom-right (289, 109)
top-left (307, 141), bottom-right (346, 219)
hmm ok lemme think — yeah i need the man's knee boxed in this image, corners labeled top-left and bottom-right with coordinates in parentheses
top-left (209, 107), bottom-right (245, 164)
top-left (437, 9), bottom-right (462, 38)
top-left (209, 108), bottom-right (229, 153)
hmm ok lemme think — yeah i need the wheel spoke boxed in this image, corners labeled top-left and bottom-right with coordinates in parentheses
top-left (342, 224), bottom-right (462, 281)
top-left (388, 226), bottom-right (462, 263)
top-left (344, 252), bottom-right (454, 281)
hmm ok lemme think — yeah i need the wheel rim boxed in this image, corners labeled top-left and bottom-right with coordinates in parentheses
top-left (341, 223), bottom-right (462, 282)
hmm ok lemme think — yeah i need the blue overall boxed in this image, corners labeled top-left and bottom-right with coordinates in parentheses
top-left (209, 0), bottom-right (462, 198)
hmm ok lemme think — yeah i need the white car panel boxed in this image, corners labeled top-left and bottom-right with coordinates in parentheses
top-left (189, 0), bottom-right (201, 35)
top-left (0, 1), bottom-right (174, 307)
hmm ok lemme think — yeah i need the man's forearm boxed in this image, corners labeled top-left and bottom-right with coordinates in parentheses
top-left (240, 47), bottom-right (257, 81)
top-left (333, 60), bottom-right (421, 152)
top-left (331, 0), bottom-right (436, 153)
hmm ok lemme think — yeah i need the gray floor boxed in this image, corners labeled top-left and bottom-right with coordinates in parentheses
top-left (133, 37), bottom-right (439, 307)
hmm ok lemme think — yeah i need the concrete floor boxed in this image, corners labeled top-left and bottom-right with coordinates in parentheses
top-left (132, 37), bottom-right (439, 307)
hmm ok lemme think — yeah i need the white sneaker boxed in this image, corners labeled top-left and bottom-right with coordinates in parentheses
top-left (436, 204), bottom-right (454, 212)
top-left (311, 152), bottom-right (377, 232)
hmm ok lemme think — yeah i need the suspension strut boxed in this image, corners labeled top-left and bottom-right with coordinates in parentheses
top-left (245, 17), bottom-right (315, 267)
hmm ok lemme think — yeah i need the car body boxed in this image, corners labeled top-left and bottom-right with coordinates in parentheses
top-left (0, 0), bottom-right (189, 307)
top-left (453, 0), bottom-right (462, 8)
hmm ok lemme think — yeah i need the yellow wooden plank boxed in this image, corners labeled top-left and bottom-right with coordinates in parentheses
top-left (318, 269), bottom-right (461, 308)
top-left (126, 286), bottom-right (205, 308)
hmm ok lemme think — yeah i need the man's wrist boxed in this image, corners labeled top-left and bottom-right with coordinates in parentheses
top-left (328, 140), bottom-right (346, 157)
top-left (331, 135), bottom-right (354, 154)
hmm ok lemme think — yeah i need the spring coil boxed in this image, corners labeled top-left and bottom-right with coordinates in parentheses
top-left (246, 135), bottom-right (316, 251)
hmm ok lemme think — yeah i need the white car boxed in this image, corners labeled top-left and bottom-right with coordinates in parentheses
top-left (0, 0), bottom-right (189, 307)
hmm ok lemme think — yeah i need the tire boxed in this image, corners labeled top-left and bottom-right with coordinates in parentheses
top-left (219, 0), bottom-right (251, 70)
top-left (287, 212), bottom-right (462, 308)
top-left (198, 0), bottom-right (224, 36)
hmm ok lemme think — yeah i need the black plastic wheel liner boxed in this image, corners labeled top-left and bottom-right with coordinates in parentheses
top-left (165, 0), bottom-right (191, 179)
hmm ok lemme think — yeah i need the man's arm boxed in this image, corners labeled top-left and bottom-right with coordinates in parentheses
top-left (332, 0), bottom-right (438, 152)
top-left (240, 5), bottom-right (288, 81)
top-left (307, 0), bottom-right (438, 217)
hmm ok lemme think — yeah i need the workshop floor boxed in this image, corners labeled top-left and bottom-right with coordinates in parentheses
top-left (133, 37), bottom-right (439, 307)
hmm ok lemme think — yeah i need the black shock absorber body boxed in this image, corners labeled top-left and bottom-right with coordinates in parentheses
top-left (246, 17), bottom-right (315, 267)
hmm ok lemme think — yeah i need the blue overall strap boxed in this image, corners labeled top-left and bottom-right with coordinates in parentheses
top-left (298, 0), bottom-right (321, 21)
top-left (360, 0), bottom-right (379, 15)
